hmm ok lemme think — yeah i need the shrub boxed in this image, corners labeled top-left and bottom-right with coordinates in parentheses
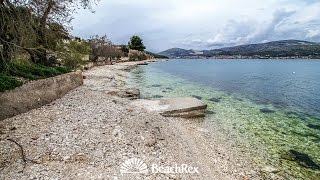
top-left (0, 74), bottom-right (23, 92)
top-left (128, 50), bottom-right (148, 61)
top-left (57, 39), bottom-right (91, 69)
top-left (8, 59), bottom-right (69, 80)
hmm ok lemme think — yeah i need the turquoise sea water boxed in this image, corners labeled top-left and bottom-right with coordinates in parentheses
top-left (129, 59), bottom-right (320, 179)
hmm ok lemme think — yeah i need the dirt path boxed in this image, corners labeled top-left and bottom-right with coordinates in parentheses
top-left (0, 62), bottom-right (261, 180)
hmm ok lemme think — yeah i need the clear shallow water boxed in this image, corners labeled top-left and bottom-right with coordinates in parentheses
top-left (130, 59), bottom-right (320, 179)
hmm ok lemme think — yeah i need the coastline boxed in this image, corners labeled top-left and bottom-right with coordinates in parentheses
top-left (0, 60), bottom-right (262, 179)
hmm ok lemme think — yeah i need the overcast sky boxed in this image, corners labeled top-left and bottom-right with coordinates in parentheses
top-left (71, 0), bottom-right (320, 52)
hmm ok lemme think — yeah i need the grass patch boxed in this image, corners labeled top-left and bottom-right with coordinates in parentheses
top-left (8, 60), bottom-right (70, 80)
top-left (0, 74), bottom-right (23, 92)
top-left (0, 59), bottom-right (70, 92)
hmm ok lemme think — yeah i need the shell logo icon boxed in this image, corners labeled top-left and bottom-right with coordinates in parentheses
top-left (120, 158), bottom-right (149, 174)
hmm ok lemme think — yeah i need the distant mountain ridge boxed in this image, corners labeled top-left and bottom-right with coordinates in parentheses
top-left (158, 40), bottom-right (320, 59)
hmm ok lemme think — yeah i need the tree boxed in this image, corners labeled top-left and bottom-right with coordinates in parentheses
top-left (0, 0), bottom-right (99, 71)
top-left (120, 45), bottom-right (129, 57)
top-left (128, 35), bottom-right (146, 51)
top-left (27, 0), bottom-right (99, 65)
top-left (56, 39), bottom-right (91, 69)
top-left (88, 35), bottom-right (123, 62)
top-left (0, 1), bottom-right (35, 71)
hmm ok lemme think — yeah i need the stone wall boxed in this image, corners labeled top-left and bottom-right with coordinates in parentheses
top-left (0, 71), bottom-right (83, 120)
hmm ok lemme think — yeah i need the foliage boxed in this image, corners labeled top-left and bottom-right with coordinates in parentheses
top-left (128, 35), bottom-right (146, 51)
top-left (57, 39), bottom-right (91, 69)
top-left (8, 59), bottom-right (69, 80)
top-left (88, 35), bottom-right (123, 62)
top-left (120, 45), bottom-right (129, 57)
top-left (0, 4), bottom-right (36, 71)
top-left (0, 0), bottom-right (98, 70)
top-left (129, 50), bottom-right (147, 61)
top-left (0, 74), bottom-right (23, 92)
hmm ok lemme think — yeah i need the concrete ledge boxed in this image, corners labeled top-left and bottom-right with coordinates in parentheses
top-left (130, 97), bottom-right (207, 118)
top-left (0, 71), bottom-right (83, 120)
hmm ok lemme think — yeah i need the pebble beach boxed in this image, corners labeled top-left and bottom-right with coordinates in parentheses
top-left (0, 61), bottom-right (263, 180)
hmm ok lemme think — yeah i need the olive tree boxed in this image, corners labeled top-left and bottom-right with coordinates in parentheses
top-left (89, 35), bottom-right (123, 62)
top-left (0, 0), bottom-right (99, 71)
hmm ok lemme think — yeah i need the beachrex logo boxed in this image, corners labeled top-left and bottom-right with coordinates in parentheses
top-left (120, 158), bottom-right (199, 174)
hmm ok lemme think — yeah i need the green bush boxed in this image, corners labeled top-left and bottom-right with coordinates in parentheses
top-left (8, 59), bottom-right (69, 80)
top-left (57, 40), bottom-right (91, 69)
top-left (62, 52), bottom-right (85, 70)
top-left (0, 74), bottom-right (23, 92)
top-left (0, 59), bottom-right (70, 92)
top-left (129, 52), bottom-right (148, 61)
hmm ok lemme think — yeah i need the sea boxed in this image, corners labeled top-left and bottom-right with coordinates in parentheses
top-left (129, 59), bottom-right (320, 179)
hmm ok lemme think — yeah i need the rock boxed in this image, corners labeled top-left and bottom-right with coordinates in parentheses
top-left (260, 108), bottom-right (275, 113)
top-left (137, 62), bottom-right (148, 65)
top-left (150, 84), bottom-right (162, 87)
top-left (307, 124), bottom-right (320, 130)
top-left (235, 98), bottom-right (243, 101)
top-left (285, 111), bottom-right (308, 120)
top-left (191, 95), bottom-right (202, 100)
top-left (197, 128), bottom-right (209, 133)
top-left (63, 156), bottom-right (71, 161)
top-left (280, 154), bottom-right (295, 161)
top-left (261, 166), bottom-right (280, 173)
top-left (9, 127), bottom-right (16, 131)
top-left (153, 95), bottom-right (164, 98)
top-left (208, 97), bottom-right (221, 103)
top-left (159, 97), bottom-right (207, 118)
top-left (130, 97), bottom-right (207, 118)
top-left (205, 110), bottom-right (216, 115)
top-left (107, 88), bottom-right (140, 100)
top-left (283, 150), bottom-right (320, 170)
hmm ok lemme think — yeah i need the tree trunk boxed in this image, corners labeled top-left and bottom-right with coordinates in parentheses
top-left (0, 43), bottom-right (13, 72)
top-left (34, 0), bottom-right (54, 65)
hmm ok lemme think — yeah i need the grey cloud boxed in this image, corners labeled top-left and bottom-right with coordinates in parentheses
top-left (72, 1), bottom-right (320, 51)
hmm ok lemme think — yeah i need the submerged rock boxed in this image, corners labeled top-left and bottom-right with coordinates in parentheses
top-left (285, 111), bottom-right (308, 120)
top-left (208, 97), bottom-right (221, 103)
top-left (153, 95), bottom-right (164, 98)
top-left (282, 150), bottom-right (320, 170)
top-left (191, 95), bottom-right (202, 100)
top-left (260, 108), bottom-right (275, 113)
top-left (307, 124), bottom-right (320, 130)
top-left (235, 98), bottom-right (243, 101)
top-left (205, 110), bottom-right (216, 115)
top-left (150, 84), bottom-right (162, 87)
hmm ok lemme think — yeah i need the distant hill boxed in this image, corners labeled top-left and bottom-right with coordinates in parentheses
top-left (158, 48), bottom-right (194, 58)
top-left (145, 51), bottom-right (169, 59)
top-left (158, 40), bottom-right (320, 59)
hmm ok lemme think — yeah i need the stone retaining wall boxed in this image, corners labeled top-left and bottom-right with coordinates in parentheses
top-left (0, 71), bottom-right (83, 120)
